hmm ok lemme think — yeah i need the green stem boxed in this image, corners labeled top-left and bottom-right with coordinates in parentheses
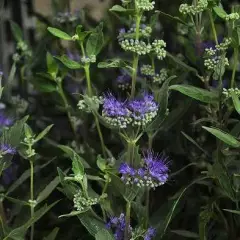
top-left (58, 81), bottom-right (77, 137)
top-left (124, 202), bottom-right (131, 240)
top-left (130, 12), bottom-right (141, 99)
top-left (30, 160), bottom-right (34, 240)
top-left (4, 62), bottom-right (16, 101)
top-left (208, 10), bottom-right (218, 45)
top-left (231, 47), bottom-right (238, 88)
top-left (145, 188), bottom-right (150, 228)
top-left (127, 141), bottom-right (135, 166)
top-left (82, 48), bottom-right (106, 157)
top-left (0, 202), bottom-right (6, 226)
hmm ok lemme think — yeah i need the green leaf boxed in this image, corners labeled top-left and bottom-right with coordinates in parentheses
top-left (34, 124), bottom-right (54, 143)
top-left (98, 59), bottom-right (130, 69)
top-left (47, 27), bottom-right (72, 40)
top-left (4, 196), bottom-right (29, 206)
top-left (151, 177), bottom-right (209, 238)
top-left (155, 10), bottom-right (187, 25)
top-left (213, 55), bottom-right (227, 80)
top-left (36, 175), bottom-right (60, 204)
top-left (97, 155), bottom-right (107, 171)
top-left (4, 202), bottom-right (59, 240)
top-left (7, 159), bottom-right (54, 195)
top-left (223, 209), bottom-right (240, 215)
top-left (78, 214), bottom-right (105, 236)
top-left (32, 77), bottom-right (57, 92)
top-left (46, 52), bottom-right (58, 78)
top-left (170, 85), bottom-right (218, 104)
top-left (167, 52), bottom-right (198, 74)
top-left (231, 91), bottom-right (240, 115)
top-left (43, 228), bottom-right (59, 240)
top-left (95, 229), bottom-right (114, 240)
top-left (232, 28), bottom-right (240, 48)
top-left (10, 21), bottom-right (23, 42)
top-left (109, 5), bottom-right (128, 12)
top-left (171, 230), bottom-right (199, 238)
top-left (76, 25), bottom-right (91, 42)
top-left (72, 154), bottom-right (85, 179)
top-left (59, 209), bottom-right (89, 218)
top-left (202, 126), bottom-right (240, 148)
top-left (58, 145), bottom-right (89, 168)
top-left (86, 23), bottom-right (104, 56)
top-left (213, 6), bottom-right (227, 19)
top-left (55, 55), bottom-right (82, 69)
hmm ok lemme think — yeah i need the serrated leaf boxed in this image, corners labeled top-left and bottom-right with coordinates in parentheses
top-left (34, 124), bottom-right (54, 143)
top-left (46, 52), bottom-right (58, 78)
top-left (171, 230), bottom-right (199, 238)
top-left (213, 6), bottom-right (227, 19)
top-left (43, 228), bottom-right (59, 240)
top-left (36, 175), bottom-right (60, 204)
top-left (95, 229), bottom-right (114, 240)
top-left (86, 23), bottom-right (104, 56)
top-left (47, 27), bottom-right (72, 40)
top-left (203, 126), bottom-right (240, 148)
top-left (10, 21), bottom-right (23, 41)
top-left (170, 85), bottom-right (218, 104)
top-left (231, 91), bottom-right (240, 115)
top-left (78, 214), bottom-right (105, 236)
top-left (55, 55), bottom-right (82, 69)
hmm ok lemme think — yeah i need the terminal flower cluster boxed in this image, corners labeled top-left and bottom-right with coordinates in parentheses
top-left (179, 0), bottom-right (208, 15)
top-left (73, 191), bottom-right (98, 211)
top-left (119, 151), bottom-right (169, 189)
top-left (102, 93), bottom-right (158, 128)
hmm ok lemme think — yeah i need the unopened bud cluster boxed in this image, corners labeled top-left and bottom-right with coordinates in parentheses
top-left (216, 38), bottom-right (231, 51)
top-left (73, 191), bottom-right (98, 211)
top-left (179, 0), bottom-right (208, 15)
top-left (222, 88), bottom-right (240, 98)
top-left (152, 40), bottom-right (167, 60)
top-left (120, 39), bottom-right (152, 55)
top-left (204, 56), bottom-right (229, 71)
top-left (141, 64), bottom-right (155, 76)
top-left (81, 55), bottom-right (96, 64)
top-left (136, 0), bottom-right (155, 11)
top-left (225, 13), bottom-right (239, 21)
top-left (14, 41), bottom-right (32, 61)
top-left (78, 96), bottom-right (103, 113)
top-left (153, 69), bottom-right (168, 84)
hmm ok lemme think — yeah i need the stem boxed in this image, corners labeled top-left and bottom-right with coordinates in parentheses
top-left (58, 81), bottom-right (77, 137)
top-left (124, 202), bottom-right (131, 240)
top-left (231, 47), bottom-right (238, 88)
top-left (0, 202), bottom-right (6, 225)
top-left (145, 188), bottom-right (150, 228)
top-left (130, 11), bottom-right (141, 99)
top-left (81, 47), bottom-right (106, 157)
top-left (208, 10), bottom-right (218, 45)
top-left (127, 141), bottom-right (135, 166)
top-left (30, 160), bottom-right (34, 240)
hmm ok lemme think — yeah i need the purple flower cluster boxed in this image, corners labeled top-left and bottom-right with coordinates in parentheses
top-left (0, 112), bottom-right (13, 128)
top-left (116, 73), bottom-right (131, 90)
top-left (119, 151), bottom-right (169, 188)
top-left (0, 144), bottom-right (16, 155)
top-left (106, 213), bottom-right (132, 240)
top-left (102, 93), bottom-right (158, 128)
top-left (144, 227), bottom-right (156, 240)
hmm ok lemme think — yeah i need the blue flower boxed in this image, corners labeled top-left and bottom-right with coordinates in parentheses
top-left (106, 213), bottom-right (132, 240)
top-left (1, 162), bottom-right (18, 185)
top-left (66, 50), bottom-right (81, 62)
top-left (128, 93), bottom-right (158, 126)
top-left (116, 73), bottom-right (131, 90)
top-left (102, 93), bottom-right (131, 128)
top-left (119, 150), bottom-right (169, 188)
top-left (144, 227), bottom-right (156, 240)
top-left (0, 112), bottom-right (13, 128)
top-left (0, 144), bottom-right (16, 155)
